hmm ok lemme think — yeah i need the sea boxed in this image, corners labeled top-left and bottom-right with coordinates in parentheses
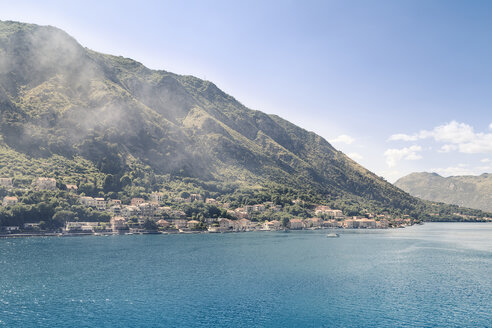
top-left (0, 223), bottom-right (491, 327)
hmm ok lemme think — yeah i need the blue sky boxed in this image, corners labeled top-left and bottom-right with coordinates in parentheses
top-left (2, 0), bottom-right (492, 182)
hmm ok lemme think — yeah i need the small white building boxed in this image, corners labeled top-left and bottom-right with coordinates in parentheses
top-left (187, 220), bottom-right (201, 230)
top-left (2, 196), bottom-right (18, 206)
top-left (32, 177), bottom-right (57, 190)
top-left (263, 220), bottom-right (281, 231)
top-left (150, 192), bottom-right (164, 204)
top-left (0, 178), bottom-right (13, 188)
top-left (94, 198), bottom-right (107, 211)
top-left (79, 196), bottom-right (96, 207)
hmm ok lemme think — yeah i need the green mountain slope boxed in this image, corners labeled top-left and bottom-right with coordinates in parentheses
top-left (395, 172), bottom-right (492, 212)
top-left (0, 20), bottom-right (489, 220)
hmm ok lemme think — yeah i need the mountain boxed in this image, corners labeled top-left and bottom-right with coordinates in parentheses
top-left (395, 172), bottom-right (492, 212)
top-left (0, 20), bottom-right (488, 220)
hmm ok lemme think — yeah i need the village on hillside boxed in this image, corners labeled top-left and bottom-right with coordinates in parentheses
top-left (0, 176), bottom-right (431, 236)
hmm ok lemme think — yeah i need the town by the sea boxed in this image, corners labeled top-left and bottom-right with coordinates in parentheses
top-left (1, 222), bottom-right (491, 327)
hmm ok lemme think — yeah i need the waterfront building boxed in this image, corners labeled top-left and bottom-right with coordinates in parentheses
top-left (110, 216), bottom-right (127, 232)
top-left (187, 220), bottom-right (200, 230)
top-left (157, 219), bottom-right (170, 228)
top-left (289, 218), bottom-right (304, 230)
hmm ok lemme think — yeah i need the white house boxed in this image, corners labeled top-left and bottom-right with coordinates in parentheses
top-left (32, 177), bottom-right (57, 190)
top-left (2, 196), bottom-right (18, 206)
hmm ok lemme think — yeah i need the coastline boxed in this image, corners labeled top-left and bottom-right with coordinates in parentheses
top-left (0, 224), bottom-right (416, 239)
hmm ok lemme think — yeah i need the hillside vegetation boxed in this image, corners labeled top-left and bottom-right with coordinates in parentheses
top-left (0, 20), bottom-right (490, 225)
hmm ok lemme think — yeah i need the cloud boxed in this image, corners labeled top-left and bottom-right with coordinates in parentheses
top-left (438, 144), bottom-right (458, 153)
top-left (384, 145), bottom-right (422, 167)
top-left (489, 123), bottom-right (492, 130)
top-left (347, 152), bottom-right (363, 161)
top-left (481, 158), bottom-right (490, 163)
top-left (389, 121), bottom-right (492, 154)
top-left (330, 134), bottom-right (355, 145)
top-left (388, 133), bottom-right (418, 141)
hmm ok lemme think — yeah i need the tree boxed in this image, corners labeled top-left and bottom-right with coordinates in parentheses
top-left (103, 174), bottom-right (115, 192)
top-left (143, 218), bottom-right (158, 231)
top-left (52, 210), bottom-right (76, 228)
top-left (120, 175), bottom-right (132, 188)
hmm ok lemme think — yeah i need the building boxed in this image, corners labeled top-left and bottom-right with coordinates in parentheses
top-left (376, 219), bottom-right (389, 229)
top-left (108, 199), bottom-right (122, 206)
top-left (263, 220), bottom-right (281, 231)
top-left (351, 218), bottom-right (377, 229)
top-left (94, 198), bottom-right (107, 211)
top-left (189, 194), bottom-right (203, 202)
top-left (130, 198), bottom-right (145, 206)
top-left (314, 206), bottom-right (344, 218)
top-left (64, 222), bottom-right (101, 233)
top-left (157, 219), bottom-right (170, 228)
top-left (109, 205), bottom-right (122, 216)
top-left (289, 218), bottom-right (304, 230)
top-left (32, 177), bottom-right (57, 190)
top-left (187, 220), bottom-right (201, 230)
top-left (79, 196), bottom-right (96, 207)
top-left (234, 208), bottom-right (249, 219)
top-left (218, 218), bottom-right (233, 230)
top-left (150, 192), bottom-right (164, 204)
top-left (110, 216), bottom-right (127, 232)
top-left (322, 220), bottom-right (337, 228)
top-left (66, 184), bottom-right (78, 192)
top-left (121, 206), bottom-right (141, 219)
top-left (138, 203), bottom-right (156, 218)
top-left (252, 204), bottom-right (266, 212)
top-left (24, 223), bottom-right (41, 230)
top-left (2, 196), bottom-right (18, 206)
top-left (235, 218), bottom-right (252, 231)
top-left (0, 178), bottom-right (13, 188)
top-left (205, 198), bottom-right (218, 205)
top-left (173, 219), bottom-right (188, 229)
top-left (3, 226), bottom-right (19, 233)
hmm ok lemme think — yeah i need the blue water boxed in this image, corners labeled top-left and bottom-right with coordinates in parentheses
top-left (0, 223), bottom-right (491, 327)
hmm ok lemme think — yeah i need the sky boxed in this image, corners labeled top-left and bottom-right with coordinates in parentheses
top-left (2, 0), bottom-right (492, 182)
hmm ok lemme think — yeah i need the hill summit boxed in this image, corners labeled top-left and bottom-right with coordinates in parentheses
top-left (395, 172), bottom-right (492, 212)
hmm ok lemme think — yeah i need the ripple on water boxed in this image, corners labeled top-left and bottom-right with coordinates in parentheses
top-left (0, 223), bottom-right (490, 327)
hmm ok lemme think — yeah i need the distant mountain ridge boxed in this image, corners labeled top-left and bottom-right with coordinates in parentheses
top-left (0, 20), bottom-right (488, 219)
top-left (395, 172), bottom-right (492, 212)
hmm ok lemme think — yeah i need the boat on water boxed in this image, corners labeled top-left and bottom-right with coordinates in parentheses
top-left (326, 233), bottom-right (340, 238)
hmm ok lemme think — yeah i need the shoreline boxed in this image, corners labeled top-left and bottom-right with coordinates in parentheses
top-left (2, 221), bottom-right (490, 239)
top-left (0, 225), bottom-right (414, 239)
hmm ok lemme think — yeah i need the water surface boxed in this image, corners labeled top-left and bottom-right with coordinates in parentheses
top-left (1, 223), bottom-right (491, 327)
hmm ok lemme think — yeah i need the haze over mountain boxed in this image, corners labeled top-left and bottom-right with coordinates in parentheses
top-left (395, 172), bottom-right (492, 212)
top-left (0, 20), bottom-right (488, 219)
